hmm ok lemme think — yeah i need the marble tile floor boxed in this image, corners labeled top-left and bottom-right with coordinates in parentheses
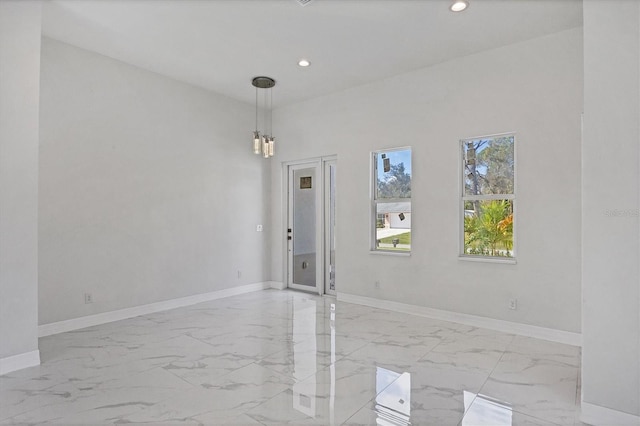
top-left (0, 289), bottom-right (584, 425)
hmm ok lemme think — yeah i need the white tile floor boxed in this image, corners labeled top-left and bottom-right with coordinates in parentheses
top-left (0, 290), bottom-right (584, 425)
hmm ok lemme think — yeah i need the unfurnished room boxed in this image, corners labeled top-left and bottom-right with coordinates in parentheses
top-left (0, 0), bottom-right (639, 425)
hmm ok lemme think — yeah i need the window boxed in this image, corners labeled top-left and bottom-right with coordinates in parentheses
top-left (461, 134), bottom-right (515, 259)
top-left (372, 148), bottom-right (411, 252)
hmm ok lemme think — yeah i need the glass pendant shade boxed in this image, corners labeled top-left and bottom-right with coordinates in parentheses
top-left (268, 137), bottom-right (275, 157)
top-left (253, 131), bottom-right (261, 155)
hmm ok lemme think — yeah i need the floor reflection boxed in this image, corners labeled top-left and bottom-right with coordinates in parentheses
top-left (462, 391), bottom-right (513, 425)
top-left (3, 291), bottom-right (582, 425)
top-left (291, 299), bottom-right (339, 423)
top-left (375, 367), bottom-right (411, 426)
top-left (329, 302), bottom-right (336, 424)
top-left (292, 297), bottom-right (318, 417)
top-left (288, 297), bottom-right (513, 426)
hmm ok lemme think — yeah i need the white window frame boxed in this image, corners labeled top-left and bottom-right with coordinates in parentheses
top-left (459, 133), bottom-right (516, 263)
top-left (371, 147), bottom-right (412, 255)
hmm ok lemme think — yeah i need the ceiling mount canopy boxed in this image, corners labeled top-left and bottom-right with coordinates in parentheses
top-left (252, 76), bottom-right (276, 89)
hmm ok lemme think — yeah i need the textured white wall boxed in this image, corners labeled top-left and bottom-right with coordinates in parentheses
top-left (582, 0), bottom-right (640, 417)
top-left (39, 38), bottom-right (271, 325)
top-left (0, 1), bottom-right (42, 360)
top-left (271, 28), bottom-right (584, 333)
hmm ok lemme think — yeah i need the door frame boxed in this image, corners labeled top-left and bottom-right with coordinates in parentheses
top-left (282, 156), bottom-right (337, 295)
top-left (324, 159), bottom-right (337, 296)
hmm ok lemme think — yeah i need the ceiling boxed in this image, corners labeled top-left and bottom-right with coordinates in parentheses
top-left (42, 0), bottom-right (583, 108)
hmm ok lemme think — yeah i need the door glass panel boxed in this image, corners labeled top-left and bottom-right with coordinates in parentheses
top-left (293, 167), bottom-right (316, 287)
top-left (328, 163), bottom-right (336, 292)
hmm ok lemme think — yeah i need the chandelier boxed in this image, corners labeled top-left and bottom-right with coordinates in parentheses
top-left (252, 76), bottom-right (276, 158)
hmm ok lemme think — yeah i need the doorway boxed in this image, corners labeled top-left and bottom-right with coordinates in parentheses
top-left (285, 157), bottom-right (336, 295)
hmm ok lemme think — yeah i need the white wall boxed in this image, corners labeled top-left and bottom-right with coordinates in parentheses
top-left (0, 1), bottom-right (42, 365)
top-left (39, 38), bottom-right (271, 325)
top-left (271, 28), bottom-right (583, 333)
top-left (582, 0), bottom-right (640, 420)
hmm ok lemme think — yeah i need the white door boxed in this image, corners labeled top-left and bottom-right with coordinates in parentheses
top-left (287, 162), bottom-right (322, 293)
top-left (286, 157), bottom-right (337, 295)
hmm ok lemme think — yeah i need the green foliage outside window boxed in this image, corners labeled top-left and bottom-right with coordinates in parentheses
top-left (464, 200), bottom-right (513, 257)
top-left (377, 162), bottom-right (411, 199)
top-left (462, 135), bottom-right (515, 258)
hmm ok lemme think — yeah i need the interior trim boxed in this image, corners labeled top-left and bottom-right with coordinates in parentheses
top-left (581, 401), bottom-right (640, 426)
top-left (337, 292), bottom-right (582, 346)
top-left (0, 350), bottom-right (40, 375)
top-left (39, 282), bottom-right (272, 337)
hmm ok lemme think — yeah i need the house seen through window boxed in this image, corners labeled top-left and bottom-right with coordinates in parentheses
top-left (372, 148), bottom-right (411, 252)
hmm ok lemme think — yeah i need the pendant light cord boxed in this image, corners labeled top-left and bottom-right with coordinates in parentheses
top-left (269, 87), bottom-right (272, 136)
top-left (255, 87), bottom-right (258, 132)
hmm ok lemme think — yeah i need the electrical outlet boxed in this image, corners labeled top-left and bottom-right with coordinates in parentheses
top-left (84, 293), bottom-right (93, 304)
top-left (256, 224), bottom-right (263, 232)
top-left (509, 298), bottom-right (517, 310)
top-left (374, 280), bottom-right (381, 289)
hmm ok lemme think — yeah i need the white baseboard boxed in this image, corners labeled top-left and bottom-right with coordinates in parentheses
top-left (337, 292), bottom-right (582, 346)
top-left (581, 401), bottom-right (640, 426)
top-left (0, 350), bottom-right (40, 375)
top-left (269, 281), bottom-right (286, 290)
top-left (39, 282), bottom-right (271, 337)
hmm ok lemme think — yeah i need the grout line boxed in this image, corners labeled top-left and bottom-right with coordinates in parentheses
top-left (470, 345), bottom-right (509, 417)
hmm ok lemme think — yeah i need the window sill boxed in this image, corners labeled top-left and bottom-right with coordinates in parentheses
top-left (370, 250), bottom-right (411, 257)
top-left (458, 255), bottom-right (516, 265)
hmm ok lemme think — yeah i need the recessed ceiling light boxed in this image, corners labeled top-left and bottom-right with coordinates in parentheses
top-left (450, 0), bottom-right (469, 12)
top-left (298, 59), bottom-right (311, 67)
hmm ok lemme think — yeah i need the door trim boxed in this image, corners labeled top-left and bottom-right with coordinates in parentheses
top-left (324, 159), bottom-right (337, 296)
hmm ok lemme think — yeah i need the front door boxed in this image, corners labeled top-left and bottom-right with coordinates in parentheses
top-left (287, 162), bottom-right (321, 293)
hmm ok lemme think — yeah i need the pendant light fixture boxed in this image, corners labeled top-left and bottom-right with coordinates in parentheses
top-left (252, 76), bottom-right (276, 158)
